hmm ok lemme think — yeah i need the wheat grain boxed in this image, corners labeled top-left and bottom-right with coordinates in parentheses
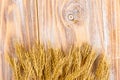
top-left (6, 42), bottom-right (110, 80)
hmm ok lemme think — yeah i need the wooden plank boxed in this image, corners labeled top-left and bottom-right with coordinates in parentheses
top-left (0, 54), bottom-right (3, 80)
top-left (0, 0), bottom-right (120, 80)
top-left (0, 0), bottom-right (38, 80)
top-left (38, 0), bottom-right (90, 50)
top-left (37, 0), bottom-right (120, 79)
top-left (110, 0), bottom-right (120, 79)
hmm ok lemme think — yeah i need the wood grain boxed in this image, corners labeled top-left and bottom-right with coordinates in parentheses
top-left (0, 0), bottom-right (38, 80)
top-left (0, 0), bottom-right (120, 80)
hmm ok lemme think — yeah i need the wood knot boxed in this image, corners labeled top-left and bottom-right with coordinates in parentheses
top-left (62, 0), bottom-right (88, 27)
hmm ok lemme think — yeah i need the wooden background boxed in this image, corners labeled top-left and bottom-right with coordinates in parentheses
top-left (0, 0), bottom-right (120, 80)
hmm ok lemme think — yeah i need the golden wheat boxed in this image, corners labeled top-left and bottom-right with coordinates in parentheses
top-left (6, 42), bottom-right (110, 80)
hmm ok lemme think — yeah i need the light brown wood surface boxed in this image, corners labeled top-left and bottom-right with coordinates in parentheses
top-left (0, 0), bottom-right (120, 80)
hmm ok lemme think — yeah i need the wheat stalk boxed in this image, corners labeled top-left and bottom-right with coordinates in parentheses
top-left (6, 42), bottom-right (110, 80)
